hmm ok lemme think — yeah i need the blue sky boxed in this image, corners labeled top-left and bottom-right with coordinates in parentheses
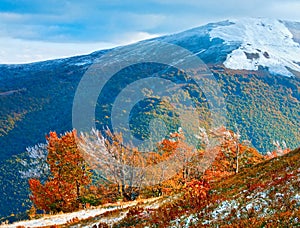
top-left (0, 0), bottom-right (300, 63)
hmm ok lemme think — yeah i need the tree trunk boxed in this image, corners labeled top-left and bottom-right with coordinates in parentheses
top-left (236, 144), bottom-right (239, 174)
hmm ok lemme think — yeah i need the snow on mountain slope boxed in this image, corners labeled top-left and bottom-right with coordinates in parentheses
top-left (209, 18), bottom-right (300, 77)
top-left (2, 18), bottom-right (299, 78)
top-left (283, 21), bottom-right (300, 44)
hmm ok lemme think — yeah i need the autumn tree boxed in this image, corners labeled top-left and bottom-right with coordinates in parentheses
top-left (29, 130), bottom-right (91, 213)
top-left (158, 128), bottom-right (198, 184)
top-left (198, 126), bottom-right (264, 181)
top-left (183, 179), bottom-right (210, 206)
top-left (79, 127), bottom-right (200, 199)
top-left (79, 128), bottom-right (145, 201)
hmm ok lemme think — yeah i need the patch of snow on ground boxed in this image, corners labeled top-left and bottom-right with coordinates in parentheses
top-left (86, 211), bottom-right (128, 228)
top-left (209, 18), bottom-right (300, 77)
top-left (211, 200), bottom-right (238, 219)
top-left (293, 193), bottom-right (300, 206)
top-left (2, 207), bottom-right (116, 228)
top-left (3, 197), bottom-right (161, 228)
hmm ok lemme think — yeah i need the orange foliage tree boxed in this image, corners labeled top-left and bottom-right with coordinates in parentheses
top-left (183, 179), bottom-right (210, 206)
top-left (198, 126), bottom-right (264, 182)
top-left (29, 130), bottom-right (91, 213)
top-left (158, 130), bottom-right (196, 183)
top-left (152, 128), bottom-right (204, 196)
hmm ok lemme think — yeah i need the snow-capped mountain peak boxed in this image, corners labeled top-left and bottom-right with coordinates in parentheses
top-left (209, 18), bottom-right (300, 76)
top-left (2, 18), bottom-right (299, 78)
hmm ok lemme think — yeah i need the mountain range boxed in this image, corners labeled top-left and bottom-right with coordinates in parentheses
top-left (0, 18), bottom-right (299, 218)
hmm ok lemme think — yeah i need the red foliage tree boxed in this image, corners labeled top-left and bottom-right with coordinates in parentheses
top-left (184, 179), bottom-right (210, 206)
top-left (29, 130), bottom-right (91, 213)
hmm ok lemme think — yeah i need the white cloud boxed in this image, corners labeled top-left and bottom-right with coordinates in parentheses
top-left (269, 2), bottom-right (300, 21)
top-left (0, 38), bottom-right (111, 64)
top-left (111, 31), bottom-right (161, 44)
top-left (127, 13), bottom-right (166, 30)
top-left (0, 32), bottom-right (160, 64)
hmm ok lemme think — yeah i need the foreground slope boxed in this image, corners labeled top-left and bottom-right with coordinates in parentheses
top-left (111, 147), bottom-right (300, 227)
top-left (3, 147), bottom-right (299, 227)
top-left (175, 147), bottom-right (300, 227)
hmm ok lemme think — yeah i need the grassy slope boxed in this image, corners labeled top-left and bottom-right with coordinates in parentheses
top-left (112, 147), bottom-right (300, 227)
top-left (4, 147), bottom-right (299, 227)
top-left (179, 147), bottom-right (300, 227)
top-left (108, 147), bottom-right (300, 227)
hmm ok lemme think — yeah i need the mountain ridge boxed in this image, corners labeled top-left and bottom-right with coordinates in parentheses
top-left (1, 18), bottom-right (300, 76)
